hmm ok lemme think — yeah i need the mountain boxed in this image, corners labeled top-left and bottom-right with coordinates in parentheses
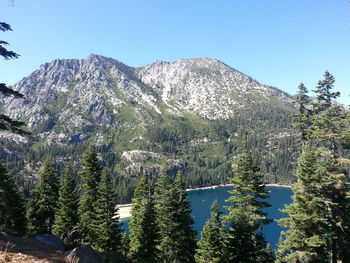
top-left (0, 54), bottom-right (298, 202)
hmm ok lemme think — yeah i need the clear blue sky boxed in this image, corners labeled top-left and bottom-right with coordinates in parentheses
top-left (1, 0), bottom-right (350, 105)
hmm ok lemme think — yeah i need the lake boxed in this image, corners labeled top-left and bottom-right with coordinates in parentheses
top-left (121, 185), bottom-right (293, 249)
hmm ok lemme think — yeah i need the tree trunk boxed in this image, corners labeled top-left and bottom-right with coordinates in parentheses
top-left (331, 238), bottom-right (338, 263)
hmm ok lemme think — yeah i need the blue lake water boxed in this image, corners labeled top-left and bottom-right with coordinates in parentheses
top-left (121, 186), bottom-right (293, 249)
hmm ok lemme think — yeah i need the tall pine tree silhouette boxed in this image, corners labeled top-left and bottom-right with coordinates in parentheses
top-left (52, 166), bottom-right (79, 239)
top-left (0, 22), bottom-right (28, 134)
top-left (195, 200), bottom-right (226, 263)
top-left (0, 162), bottom-right (27, 236)
top-left (154, 172), bottom-right (197, 263)
top-left (27, 161), bottom-right (59, 235)
top-left (224, 150), bottom-right (274, 263)
top-left (78, 146), bottom-right (102, 245)
top-left (129, 174), bottom-right (158, 263)
top-left (95, 169), bottom-right (122, 252)
top-left (277, 72), bottom-right (350, 263)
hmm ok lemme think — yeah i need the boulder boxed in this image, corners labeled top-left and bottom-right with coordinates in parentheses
top-left (65, 245), bottom-right (101, 263)
top-left (35, 234), bottom-right (65, 251)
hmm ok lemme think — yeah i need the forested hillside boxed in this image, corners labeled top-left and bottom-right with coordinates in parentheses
top-left (0, 55), bottom-right (298, 202)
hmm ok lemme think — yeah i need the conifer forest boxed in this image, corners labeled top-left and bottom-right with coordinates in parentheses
top-left (1, 2), bottom-right (350, 262)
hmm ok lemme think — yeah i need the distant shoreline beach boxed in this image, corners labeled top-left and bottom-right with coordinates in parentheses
top-left (117, 182), bottom-right (291, 219)
top-left (186, 183), bottom-right (291, 192)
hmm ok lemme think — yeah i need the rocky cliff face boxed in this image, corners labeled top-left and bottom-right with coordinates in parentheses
top-left (136, 57), bottom-right (290, 119)
top-left (2, 55), bottom-right (291, 144)
top-left (0, 54), bottom-right (297, 190)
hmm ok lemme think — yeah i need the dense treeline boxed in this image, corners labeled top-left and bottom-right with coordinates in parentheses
top-left (0, 142), bottom-right (277, 263)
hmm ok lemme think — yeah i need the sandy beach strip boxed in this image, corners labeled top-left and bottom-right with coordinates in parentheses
top-left (186, 183), bottom-right (291, 192)
top-left (265, 183), bottom-right (291, 188)
top-left (116, 183), bottom-right (291, 219)
top-left (117, 204), bottom-right (132, 219)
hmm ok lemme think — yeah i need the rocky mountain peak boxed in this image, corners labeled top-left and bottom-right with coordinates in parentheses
top-left (0, 55), bottom-right (297, 186)
top-left (1, 55), bottom-right (293, 145)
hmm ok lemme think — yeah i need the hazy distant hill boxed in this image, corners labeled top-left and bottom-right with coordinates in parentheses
top-left (0, 54), bottom-right (297, 201)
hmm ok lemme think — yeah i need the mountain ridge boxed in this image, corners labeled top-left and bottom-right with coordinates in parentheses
top-left (0, 54), bottom-right (297, 201)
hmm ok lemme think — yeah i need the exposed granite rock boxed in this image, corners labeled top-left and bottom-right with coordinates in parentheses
top-left (2, 55), bottom-right (292, 144)
top-left (35, 234), bottom-right (65, 252)
top-left (65, 245), bottom-right (101, 263)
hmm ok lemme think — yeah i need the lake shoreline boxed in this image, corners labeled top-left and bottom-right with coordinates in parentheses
top-left (186, 183), bottom-right (291, 192)
top-left (117, 182), bottom-right (291, 219)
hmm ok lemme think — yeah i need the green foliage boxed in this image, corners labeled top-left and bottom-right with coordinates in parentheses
top-left (27, 161), bottom-right (59, 235)
top-left (225, 150), bottom-right (271, 229)
top-left (277, 147), bottom-right (333, 263)
top-left (277, 148), bottom-right (350, 263)
top-left (154, 173), bottom-right (197, 263)
top-left (129, 174), bottom-right (158, 263)
top-left (52, 166), bottom-right (79, 239)
top-left (277, 72), bottom-right (350, 263)
top-left (195, 200), bottom-right (226, 263)
top-left (292, 83), bottom-right (311, 144)
top-left (0, 162), bottom-right (27, 236)
top-left (95, 169), bottom-right (122, 252)
top-left (312, 71), bottom-right (339, 113)
top-left (308, 72), bottom-right (346, 152)
top-left (224, 150), bottom-right (274, 263)
top-left (0, 22), bottom-right (28, 135)
top-left (78, 146), bottom-right (102, 245)
top-left (120, 232), bottom-right (131, 260)
top-left (0, 22), bottom-right (19, 59)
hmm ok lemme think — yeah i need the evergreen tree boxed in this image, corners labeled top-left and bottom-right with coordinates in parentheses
top-left (154, 172), bottom-right (197, 263)
top-left (78, 146), bottom-right (102, 245)
top-left (95, 169), bottom-right (122, 252)
top-left (52, 166), bottom-right (79, 238)
top-left (341, 110), bottom-right (350, 148)
top-left (120, 232), bottom-right (131, 260)
top-left (276, 147), bottom-right (333, 263)
top-left (0, 22), bottom-right (28, 134)
top-left (312, 71), bottom-right (339, 113)
top-left (277, 73), bottom-right (350, 263)
top-left (0, 162), bottom-right (27, 236)
top-left (293, 83), bottom-right (311, 145)
top-left (195, 200), bottom-right (226, 263)
top-left (224, 150), bottom-right (274, 263)
top-left (27, 161), bottom-right (59, 235)
top-left (309, 72), bottom-right (345, 154)
top-left (129, 174), bottom-right (158, 263)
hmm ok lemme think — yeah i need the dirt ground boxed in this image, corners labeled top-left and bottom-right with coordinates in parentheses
top-left (0, 232), bottom-right (66, 263)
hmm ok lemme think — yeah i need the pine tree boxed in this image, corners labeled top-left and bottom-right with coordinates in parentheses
top-left (224, 150), bottom-right (274, 263)
top-left (95, 169), bottom-right (122, 252)
top-left (277, 72), bottom-right (350, 263)
top-left (0, 162), bottom-right (27, 236)
top-left (0, 22), bottom-right (28, 134)
top-left (154, 172), bottom-right (197, 263)
top-left (52, 166), bottom-right (79, 239)
top-left (312, 71), bottom-right (339, 113)
top-left (276, 147), bottom-right (333, 263)
top-left (78, 146), bottom-right (102, 245)
top-left (27, 161), bottom-right (59, 235)
top-left (195, 200), bottom-right (226, 263)
top-left (293, 83), bottom-right (311, 145)
top-left (309, 71), bottom-right (345, 154)
top-left (120, 232), bottom-right (131, 259)
top-left (129, 174), bottom-right (158, 263)
top-left (342, 111), bottom-right (350, 148)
